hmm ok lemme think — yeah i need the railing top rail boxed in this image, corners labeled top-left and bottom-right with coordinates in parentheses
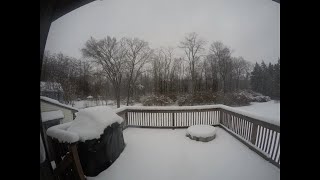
top-left (114, 104), bottom-right (280, 127)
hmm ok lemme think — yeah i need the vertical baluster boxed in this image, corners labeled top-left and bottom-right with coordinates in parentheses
top-left (268, 131), bottom-right (275, 156)
top-left (259, 126), bottom-right (266, 150)
top-left (205, 111), bottom-right (208, 125)
top-left (186, 112), bottom-right (189, 126)
top-left (257, 126), bottom-right (263, 148)
top-left (265, 129), bottom-right (272, 153)
top-left (240, 118), bottom-right (244, 138)
top-left (192, 112), bottom-right (194, 125)
top-left (133, 112), bottom-right (135, 126)
top-left (152, 113), bottom-right (155, 127)
top-left (161, 113), bottom-right (164, 127)
top-left (262, 128), bottom-right (269, 152)
top-left (272, 133), bottom-right (280, 161)
top-left (233, 116), bottom-right (237, 134)
top-left (245, 121), bottom-right (249, 140)
top-left (257, 126), bottom-right (262, 149)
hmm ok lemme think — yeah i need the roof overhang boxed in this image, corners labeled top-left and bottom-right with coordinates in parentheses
top-left (50, 0), bottom-right (96, 22)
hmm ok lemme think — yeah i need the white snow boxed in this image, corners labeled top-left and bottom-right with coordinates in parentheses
top-left (41, 96), bottom-right (60, 104)
top-left (46, 122), bottom-right (80, 143)
top-left (187, 125), bottom-right (216, 138)
top-left (88, 128), bottom-right (280, 180)
top-left (72, 99), bottom-right (142, 109)
top-left (233, 100), bottom-right (280, 123)
top-left (67, 106), bottom-right (123, 142)
top-left (41, 110), bottom-right (64, 122)
top-left (41, 96), bottom-right (79, 111)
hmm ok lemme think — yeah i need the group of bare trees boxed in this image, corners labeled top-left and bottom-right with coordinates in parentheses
top-left (42, 32), bottom-right (256, 107)
top-left (81, 37), bottom-right (153, 107)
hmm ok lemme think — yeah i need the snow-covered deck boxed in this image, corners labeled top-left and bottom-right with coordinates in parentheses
top-left (88, 127), bottom-right (280, 180)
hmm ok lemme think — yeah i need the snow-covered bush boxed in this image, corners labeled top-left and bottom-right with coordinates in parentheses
top-left (140, 94), bottom-right (173, 106)
top-left (217, 92), bottom-right (251, 106)
top-left (237, 90), bottom-right (271, 102)
top-left (166, 93), bottom-right (178, 102)
top-left (215, 90), bottom-right (271, 106)
top-left (253, 95), bottom-right (271, 102)
top-left (177, 92), bottom-right (216, 106)
top-left (176, 94), bottom-right (190, 106)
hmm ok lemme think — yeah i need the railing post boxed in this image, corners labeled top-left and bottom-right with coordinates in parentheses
top-left (219, 109), bottom-right (223, 125)
top-left (172, 112), bottom-right (175, 129)
top-left (125, 111), bottom-right (128, 128)
top-left (250, 123), bottom-right (258, 145)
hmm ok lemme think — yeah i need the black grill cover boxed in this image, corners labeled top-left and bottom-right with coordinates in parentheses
top-left (77, 122), bottom-right (125, 176)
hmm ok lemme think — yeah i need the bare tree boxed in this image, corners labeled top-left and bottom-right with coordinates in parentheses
top-left (205, 54), bottom-right (219, 92)
top-left (232, 57), bottom-right (251, 90)
top-left (179, 32), bottom-right (206, 101)
top-left (81, 36), bottom-right (127, 108)
top-left (123, 37), bottom-right (153, 105)
top-left (209, 41), bottom-right (233, 94)
top-left (151, 49), bottom-right (165, 94)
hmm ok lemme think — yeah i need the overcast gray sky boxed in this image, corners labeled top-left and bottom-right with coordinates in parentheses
top-left (45, 0), bottom-right (279, 64)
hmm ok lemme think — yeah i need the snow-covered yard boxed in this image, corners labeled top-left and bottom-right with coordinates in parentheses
top-left (233, 100), bottom-right (280, 122)
top-left (88, 127), bottom-right (280, 180)
top-left (72, 100), bottom-right (142, 109)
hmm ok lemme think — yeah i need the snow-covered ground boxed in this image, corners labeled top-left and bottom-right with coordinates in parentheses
top-left (71, 100), bottom-right (142, 109)
top-left (88, 128), bottom-right (280, 180)
top-left (233, 100), bottom-right (280, 122)
top-left (71, 99), bottom-right (279, 124)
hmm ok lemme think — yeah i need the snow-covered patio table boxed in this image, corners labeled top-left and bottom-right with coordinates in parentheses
top-left (186, 125), bottom-right (216, 142)
top-left (88, 127), bottom-right (280, 180)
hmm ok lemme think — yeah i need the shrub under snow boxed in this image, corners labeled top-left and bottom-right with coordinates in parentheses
top-left (140, 94), bottom-right (173, 106)
top-left (177, 92), bottom-right (216, 106)
top-left (215, 90), bottom-right (271, 106)
top-left (237, 90), bottom-right (271, 102)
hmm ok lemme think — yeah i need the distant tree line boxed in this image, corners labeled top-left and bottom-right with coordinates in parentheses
top-left (251, 59), bottom-right (280, 99)
top-left (41, 32), bottom-right (280, 107)
top-left (41, 52), bottom-right (111, 104)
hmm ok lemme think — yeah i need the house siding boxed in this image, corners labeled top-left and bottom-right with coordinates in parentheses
top-left (41, 101), bottom-right (75, 123)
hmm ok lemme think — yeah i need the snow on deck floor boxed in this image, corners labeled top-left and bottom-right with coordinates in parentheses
top-left (88, 127), bottom-right (280, 180)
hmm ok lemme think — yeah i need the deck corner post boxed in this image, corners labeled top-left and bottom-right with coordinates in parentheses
top-left (219, 109), bottom-right (223, 125)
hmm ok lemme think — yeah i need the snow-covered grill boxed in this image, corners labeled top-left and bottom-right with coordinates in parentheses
top-left (47, 106), bottom-right (126, 178)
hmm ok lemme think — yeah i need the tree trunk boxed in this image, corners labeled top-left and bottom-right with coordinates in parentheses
top-left (236, 77), bottom-right (240, 90)
top-left (116, 91), bottom-right (121, 108)
top-left (223, 78), bottom-right (226, 94)
top-left (113, 85), bottom-right (121, 108)
top-left (126, 85), bottom-right (131, 106)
